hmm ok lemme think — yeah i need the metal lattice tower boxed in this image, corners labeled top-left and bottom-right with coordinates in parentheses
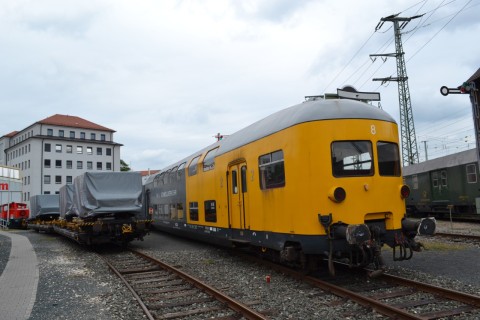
top-left (371, 14), bottom-right (422, 166)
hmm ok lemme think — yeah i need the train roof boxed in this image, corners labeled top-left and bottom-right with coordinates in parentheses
top-left (403, 148), bottom-right (478, 176)
top-left (160, 98), bottom-right (396, 171)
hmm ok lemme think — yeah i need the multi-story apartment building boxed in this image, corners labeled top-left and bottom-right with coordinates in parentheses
top-left (0, 114), bottom-right (122, 201)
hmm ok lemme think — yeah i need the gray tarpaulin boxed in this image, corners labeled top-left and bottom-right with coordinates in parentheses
top-left (59, 184), bottom-right (76, 219)
top-left (29, 194), bottom-right (60, 218)
top-left (72, 172), bottom-right (143, 218)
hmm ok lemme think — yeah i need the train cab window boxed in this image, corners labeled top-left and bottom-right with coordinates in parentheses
top-left (259, 150), bottom-right (285, 189)
top-left (188, 155), bottom-right (201, 176)
top-left (377, 142), bottom-right (401, 176)
top-left (153, 173), bottom-right (162, 187)
top-left (466, 164), bottom-right (477, 184)
top-left (331, 141), bottom-right (373, 177)
top-left (177, 162), bottom-right (186, 180)
top-left (204, 200), bottom-right (217, 222)
top-left (189, 202), bottom-right (199, 221)
top-left (203, 148), bottom-right (219, 171)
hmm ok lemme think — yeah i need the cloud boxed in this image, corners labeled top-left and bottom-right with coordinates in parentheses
top-left (0, 0), bottom-right (479, 169)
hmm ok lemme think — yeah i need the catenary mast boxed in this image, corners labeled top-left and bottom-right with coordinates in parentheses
top-left (371, 14), bottom-right (422, 166)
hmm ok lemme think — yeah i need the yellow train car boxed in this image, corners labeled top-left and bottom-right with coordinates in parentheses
top-left (146, 98), bottom-right (435, 274)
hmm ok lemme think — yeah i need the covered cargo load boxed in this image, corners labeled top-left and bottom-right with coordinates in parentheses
top-left (59, 184), bottom-right (77, 220)
top-left (73, 172), bottom-right (143, 219)
top-left (29, 194), bottom-right (60, 219)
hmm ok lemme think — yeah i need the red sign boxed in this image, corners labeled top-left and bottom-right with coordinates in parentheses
top-left (0, 183), bottom-right (8, 191)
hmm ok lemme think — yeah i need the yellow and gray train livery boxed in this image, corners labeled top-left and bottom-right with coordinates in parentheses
top-left (144, 98), bottom-right (435, 274)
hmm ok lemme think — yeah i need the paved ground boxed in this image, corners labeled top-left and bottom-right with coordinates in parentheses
top-left (0, 230), bottom-right (39, 320)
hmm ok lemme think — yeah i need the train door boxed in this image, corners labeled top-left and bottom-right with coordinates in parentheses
top-left (228, 162), bottom-right (250, 230)
top-left (431, 170), bottom-right (449, 201)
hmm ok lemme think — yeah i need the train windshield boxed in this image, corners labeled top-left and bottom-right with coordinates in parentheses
top-left (331, 141), bottom-right (374, 177)
top-left (377, 141), bottom-right (401, 176)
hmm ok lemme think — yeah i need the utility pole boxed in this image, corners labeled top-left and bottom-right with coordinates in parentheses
top-left (422, 140), bottom-right (428, 161)
top-left (371, 13), bottom-right (423, 166)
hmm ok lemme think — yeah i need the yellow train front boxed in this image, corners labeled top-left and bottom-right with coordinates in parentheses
top-left (146, 98), bottom-right (435, 273)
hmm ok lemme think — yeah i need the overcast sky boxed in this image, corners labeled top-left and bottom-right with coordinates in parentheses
top-left (1, 0), bottom-right (479, 170)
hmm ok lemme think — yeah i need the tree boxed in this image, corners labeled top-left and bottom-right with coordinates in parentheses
top-left (120, 159), bottom-right (131, 172)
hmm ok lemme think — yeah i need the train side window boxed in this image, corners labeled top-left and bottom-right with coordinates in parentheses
top-left (177, 162), bottom-right (186, 180)
top-left (441, 170), bottom-right (447, 187)
top-left (258, 150), bottom-right (285, 189)
top-left (331, 141), bottom-right (373, 177)
top-left (377, 141), bottom-right (401, 176)
top-left (163, 170), bottom-right (171, 185)
top-left (241, 165), bottom-right (247, 193)
top-left (169, 167), bottom-right (178, 183)
top-left (466, 164), bottom-right (477, 184)
top-left (412, 175), bottom-right (418, 189)
top-left (232, 170), bottom-right (238, 194)
top-left (203, 148), bottom-right (219, 171)
top-left (204, 200), bottom-right (217, 222)
top-left (432, 172), bottom-right (439, 188)
top-left (188, 155), bottom-right (201, 176)
top-left (189, 202), bottom-right (199, 221)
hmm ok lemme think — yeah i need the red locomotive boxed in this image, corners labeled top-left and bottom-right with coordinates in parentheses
top-left (1, 202), bottom-right (30, 229)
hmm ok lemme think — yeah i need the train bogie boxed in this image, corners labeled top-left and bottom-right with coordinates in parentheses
top-left (147, 98), bottom-right (434, 274)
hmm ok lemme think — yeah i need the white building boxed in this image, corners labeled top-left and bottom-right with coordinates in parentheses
top-left (0, 114), bottom-right (122, 201)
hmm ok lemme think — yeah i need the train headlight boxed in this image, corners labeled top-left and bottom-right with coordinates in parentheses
top-left (329, 187), bottom-right (346, 203)
top-left (400, 185), bottom-right (410, 199)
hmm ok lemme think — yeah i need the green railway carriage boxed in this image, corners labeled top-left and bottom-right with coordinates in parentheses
top-left (146, 98), bottom-right (434, 273)
top-left (404, 148), bottom-right (480, 217)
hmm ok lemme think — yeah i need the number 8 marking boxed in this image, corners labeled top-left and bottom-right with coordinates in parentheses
top-left (371, 125), bottom-right (376, 135)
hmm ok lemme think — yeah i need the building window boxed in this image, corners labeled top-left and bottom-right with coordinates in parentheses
top-left (44, 175), bottom-right (51, 184)
top-left (44, 191), bottom-right (50, 195)
top-left (44, 159), bottom-right (51, 168)
top-left (87, 147), bottom-right (93, 155)
top-left (56, 144), bottom-right (62, 153)
top-left (87, 161), bottom-right (93, 170)
top-left (258, 150), bottom-right (285, 189)
top-left (106, 162), bottom-right (112, 170)
top-left (80, 132), bottom-right (85, 139)
top-left (77, 161), bottom-right (83, 169)
top-left (66, 145), bottom-right (72, 153)
top-left (66, 176), bottom-right (72, 184)
top-left (97, 147), bottom-right (102, 155)
top-left (47, 129), bottom-right (53, 136)
top-left (467, 164), bottom-right (477, 184)
top-left (91, 133), bottom-right (96, 140)
top-left (101, 134), bottom-right (106, 141)
top-left (70, 131), bottom-right (75, 138)
top-left (55, 160), bottom-right (62, 168)
top-left (44, 143), bottom-right (51, 152)
top-left (55, 176), bottom-right (62, 184)
top-left (66, 160), bottom-right (72, 169)
top-left (106, 148), bottom-right (112, 156)
top-left (59, 130), bottom-right (64, 137)
top-left (97, 162), bottom-right (102, 170)
top-left (77, 146), bottom-right (83, 154)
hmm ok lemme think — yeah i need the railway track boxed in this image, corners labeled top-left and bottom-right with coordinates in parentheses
top-left (434, 232), bottom-right (480, 242)
top-left (98, 247), bottom-right (268, 320)
top-left (235, 251), bottom-right (480, 319)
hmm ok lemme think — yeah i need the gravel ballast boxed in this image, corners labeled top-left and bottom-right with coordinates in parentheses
top-left (1, 219), bottom-right (479, 319)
